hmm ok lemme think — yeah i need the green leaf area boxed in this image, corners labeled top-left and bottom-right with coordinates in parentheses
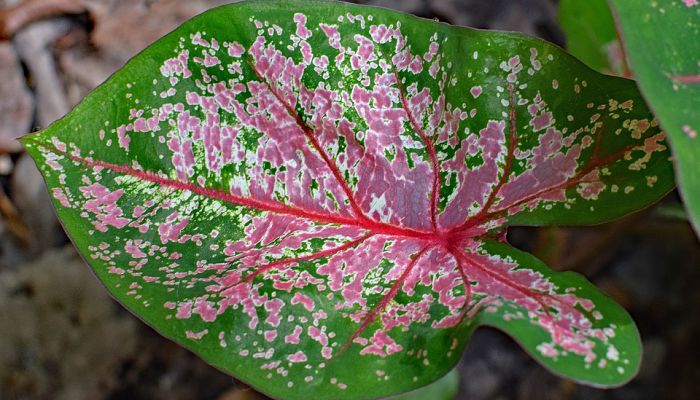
top-left (22, 1), bottom-right (673, 399)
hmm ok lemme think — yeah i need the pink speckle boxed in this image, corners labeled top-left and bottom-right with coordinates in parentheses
top-left (51, 138), bottom-right (67, 152)
top-left (228, 42), bottom-right (245, 58)
top-left (117, 125), bottom-right (131, 150)
top-left (185, 329), bottom-right (208, 340)
top-left (265, 298), bottom-right (285, 327)
top-left (321, 347), bottom-right (333, 359)
top-left (683, 0), bottom-right (698, 7)
top-left (284, 325), bottom-right (303, 344)
top-left (300, 40), bottom-right (313, 65)
top-left (291, 292), bottom-right (315, 312)
top-left (470, 86), bottom-right (482, 98)
top-left (308, 325), bottom-right (328, 346)
top-left (577, 180), bottom-right (606, 200)
top-left (294, 13), bottom-right (312, 39)
top-left (537, 343), bottom-right (559, 358)
top-left (176, 301), bottom-right (193, 319)
top-left (287, 351), bottom-right (308, 363)
top-left (193, 297), bottom-right (218, 322)
top-left (79, 183), bottom-right (130, 231)
top-left (52, 188), bottom-right (72, 208)
top-left (158, 212), bottom-right (190, 244)
top-left (167, 135), bottom-right (196, 180)
top-left (264, 330), bottom-right (278, 342)
top-left (359, 330), bottom-right (403, 357)
top-left (203, 54), bottom-right (220, 68)
top-left (191, 32), bottom-right (210, 47)
top-left (125, 241), bottom-right (146, 258)
top-left (424, 42), bottom-right (439, 62)
top-left (683, 124), bottom-right (697, 139)
top-left (320, 24), bottom-right (341, 49)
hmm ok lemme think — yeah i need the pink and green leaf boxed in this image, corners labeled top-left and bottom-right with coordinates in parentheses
top-left (22, 1), bottom-right (673, 399)
top-left (608, 0), bottom-right (700, 235)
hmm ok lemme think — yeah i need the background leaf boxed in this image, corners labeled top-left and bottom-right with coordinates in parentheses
top-left (559, 0), bottom-right (628, 76)
top-left (608, 0), bottom-right (700, 234)
top-left (22, 0), bottom-right (672, 398)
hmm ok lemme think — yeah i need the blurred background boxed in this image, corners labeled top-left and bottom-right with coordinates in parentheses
top-left (0, 0), bottom-right (698, 399)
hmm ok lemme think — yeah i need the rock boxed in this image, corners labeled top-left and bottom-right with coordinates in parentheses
top-left (0, 247), bottom-right (139, 400)
top-left (0, 43), bottom-right (33, 153)
top-left (11, 154), bottom-right (64, 256)
top-left (457, 329), bottom-right (530, 399)
top-left (14, 18), bottom-right (72, 128)
top-left (87, 0), bottom-right (237, 65)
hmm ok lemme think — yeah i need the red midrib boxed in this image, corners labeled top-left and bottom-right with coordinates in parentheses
top-left (44, 144), bottom-right (435, 241)
top-left (37, 117), bottom-right (632, 247)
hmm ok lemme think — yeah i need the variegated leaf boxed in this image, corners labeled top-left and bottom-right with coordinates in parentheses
top-left (23, 1), bottom-right (673, 399)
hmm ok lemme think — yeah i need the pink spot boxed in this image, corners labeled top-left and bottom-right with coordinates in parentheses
top-left (287, 351), bottom-right (308, 363)
top-left (683, 124), bottom-right (697, 139)
top-left (322, 347), bottom-right (333, 359)
top-left (228, 42), bottom-right (245, 58)
top-left (117, 125), bottom-right (131, 150)
top-left (51, 137), bottom-right (67, 151)
top-left (470, 86), bottom-right (482, 98)
top-left (191, 32), bottom-right (210, 47)
top-left (265, 298), bottom-right (285, 327)
top-left (284, 325), bottom-right (303, 344)
top-left (52, 188), bottom-right (72, 208)
top-left (424, 42), bottom-right (439, 62)
top-left (300, 41), bottom-right (313, 65)
top-left (193, 297), bottom-right (218, 322)
top-left (320, 24), bottom-right (341, 49)
top-left (186, 329), bottom-right (208, 340)
top-left (125, 242), bottom-right (146, 258)
top-left (79, 183), bottom-right (130, 231)
top-left (158, 212), bottom-right (190, 244)
top-left (294, 13), bottom-right (312, 39)
top-left (360, 330), bottom-right (403, 357)
top-left (308, 325), bottom-right (328, 346)
top-left (538, 343), bottom-right (559, 358)
top-left (264, 330), bottom-right (278, 342)
top-left (176, 301), bottom-right (193, 319)
top-left (291, 292), bottom-right (315, 312)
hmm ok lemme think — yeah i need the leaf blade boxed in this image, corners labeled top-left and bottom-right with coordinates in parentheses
top-left (467, 239), bottom-right (641, 387)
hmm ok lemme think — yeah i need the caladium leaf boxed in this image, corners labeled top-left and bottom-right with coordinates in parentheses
top-left (22, 1), bottom-right (673, 398)
top-left (608, 0), bottom-right (700, 235)
top-left (559, 0), bottom-right (627, 76)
